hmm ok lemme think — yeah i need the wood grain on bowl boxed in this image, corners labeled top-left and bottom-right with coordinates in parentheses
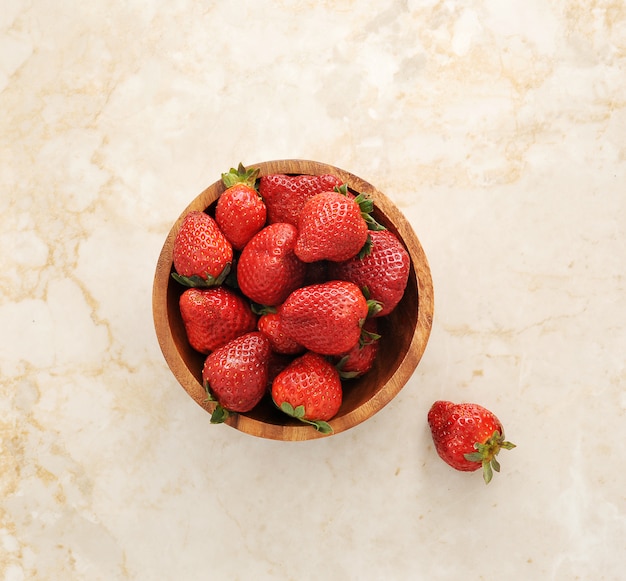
top-left (152, 160), bottom-right (434, 441)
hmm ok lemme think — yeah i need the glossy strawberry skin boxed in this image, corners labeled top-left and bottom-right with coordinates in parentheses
top-left (427, 401), bottom-right (508, 472)
top-left (202, 332), bottom-right (270, 413)
top-left (258, 309), bottom-right (305, 355)
top-left (271, 352), bottom-right (342, 421)
top-left (179, 287), bottom-right (257, 354)
top-left (295, 191), bottom-right (369, 263)
top-left (173, 211), bottom-right (233, 282)
top-left (279, 280), bottom-right (368, 355)
top-left (215, 184), bottom-right (267, 250)
top-left (328, 229), bottom-right (410, 317)
top-left (259, 173), bottom-right (344, 226)
top-left (237, 223), bottom-right (306, 306)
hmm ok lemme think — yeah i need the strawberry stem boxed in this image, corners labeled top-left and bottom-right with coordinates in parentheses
top-left (354, 193), bottom-right (386, 232)
top-left (335, 355), bottom-right (359, 379)
top-left (203, 380), bottom-right (216, 403)
top-left (334, 186), bottom-right (386, 232)
top-left (359, 328), bottom-right (381, 347)
top-left (357, 235), bottom-right (373, 259)
top-left (277, 401), bottom-right (333, 434)
top-left (210, 404), bottom-right (230, 424)
top-left (463, 430), bottom-right (516, 484)
top-left (221, 162), bottom-right (260, 189)
top-left (171, 263), bottom-right (231, 288)
top-left (366, 298), bottom-right (383, 317)
top-left (203, 381), bottom-right (231, 424)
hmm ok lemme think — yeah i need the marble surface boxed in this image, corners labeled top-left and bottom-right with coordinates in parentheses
top-left (1, 1), bottom-right (625, 579)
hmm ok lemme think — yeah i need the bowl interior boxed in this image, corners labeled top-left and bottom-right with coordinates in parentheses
top-left (153, 160), bottom-right (433, 440)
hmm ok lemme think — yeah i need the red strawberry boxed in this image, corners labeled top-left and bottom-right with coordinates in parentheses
top-left (334, 318), bottom-right (380, 379)
top-left (295, 189), bottom-right (383, 263)
top-left (279, 280), bottom-right (375, 355)
top-left (259, 173), bottom-right (344, 226)
top-left (237, 223), bottom-right (306, 306)
top-left (271, 351), bottom-right (342, 433)
top-left (202, 331), bottom-right (270, 421)
top-left (215, 164), bottom-right (266, 250)
top-left (427, 401), bottom-right (516, 484)
top-left (179, 287), bottom-right (257, 354)
top-left (172, 210), bottom-right (233, 287)
top-left (258, 307), bottom-right (305, 355)
top-left (328, 229), bottom-right (410, 317)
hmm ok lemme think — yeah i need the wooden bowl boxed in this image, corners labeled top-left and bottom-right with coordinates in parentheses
top-left (152, 160), bottom-right (434, 441)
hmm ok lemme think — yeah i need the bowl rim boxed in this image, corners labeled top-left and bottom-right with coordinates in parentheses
top-left (152, 159), bottom-right (434, 441)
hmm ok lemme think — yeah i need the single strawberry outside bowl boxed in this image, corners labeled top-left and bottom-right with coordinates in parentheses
top-left (152, 159), bottom-right (434, 441)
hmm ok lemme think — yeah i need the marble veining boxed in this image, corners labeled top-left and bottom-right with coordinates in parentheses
top-left (1, 1), bottom-right (625, 579)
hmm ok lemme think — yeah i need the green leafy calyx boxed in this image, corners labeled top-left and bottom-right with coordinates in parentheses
top-left (354, 193), bottom-right (386, 232)
top-left (203, 381), bottom-right (231, 424)
top-left (357, 235), bottom-right (373, 259)
top-left (333, 183), bottom-right (349, 196)
top-left (171, 263), bottom-right (231, 288)
top-left (359, 327), bottom-right (381, 347)
top-left (464, 430), bottom-right (516, 485)
top-left (221, 163), bottom-right (260, 190)
top-left (203, 380), bottom-right (217, 403)
top-left (210, 404), bottom-right (230, 424)
top-left (365, 298), bottom-right (383, 318)
top-left (279, 401), bottom-right (333, 435)
top-left (335, 355), bottom-right (360, 379)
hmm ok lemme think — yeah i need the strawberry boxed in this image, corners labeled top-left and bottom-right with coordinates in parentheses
top-left (427, 401), bottom-right (516, 484)
top-left (258, 173), bottom-right (344, 226)
top-left (271, 351), bottom-right (343, 433)
top-left (237, 222), bottom-right (306, 306)
top-left (202, 332), bottom-right (270, 421)
top-left (257, 307), bottom-right (305, 355)
top-left (334, 318), bottom-right (380, 379)
top-left (279, 280), bottom-right (376, 355)
top-left (215, 163), bottom-right (266, 250)
top-left (179, 286), bottom-right (257, 354)
top-left (328, 229), bottom-right (410, 317)
top-left (172, 210), bottom-right (233, 287)
top-left (295, 189), bottom-right (384, 263)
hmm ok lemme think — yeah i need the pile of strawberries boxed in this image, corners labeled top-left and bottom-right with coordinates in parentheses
top-left (170, 164), bottom-right (411, 434)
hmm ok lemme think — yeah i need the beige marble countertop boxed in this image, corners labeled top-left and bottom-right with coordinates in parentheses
top-left (2, 1), bottom-right (625, 580)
